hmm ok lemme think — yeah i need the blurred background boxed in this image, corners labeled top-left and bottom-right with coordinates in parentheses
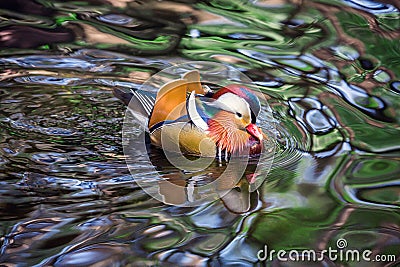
top-left (0, 0), bottom-right (399, 266)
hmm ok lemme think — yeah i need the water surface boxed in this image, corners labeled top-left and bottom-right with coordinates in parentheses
top-left (0, 0), bottom-right (399, 266)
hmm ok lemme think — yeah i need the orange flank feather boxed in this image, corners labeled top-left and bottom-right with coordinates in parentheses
top-left (148, 79), bottom-right (188, 129)
top-left (183, 70), bottom-right (206, 95)
top-left (148, 70), bottom-right (208, 130)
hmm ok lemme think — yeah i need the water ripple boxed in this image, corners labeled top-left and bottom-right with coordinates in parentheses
top-left (14, 75), bottom-right (84, 86)
top-left (1, 55), bottom-right (115, 72)
top-left (97, 14), bottom-right (136, 26)
top-left (8, 118), bottom-right (79, 136)
top-left (342, 0), bottom-right (399, 14)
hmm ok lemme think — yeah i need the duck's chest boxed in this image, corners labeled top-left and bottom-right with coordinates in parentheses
top-left (149, 122), bottom-right (216, 157)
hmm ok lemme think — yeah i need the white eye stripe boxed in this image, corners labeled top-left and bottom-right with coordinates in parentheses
top-left (216, 93), bottom-right (251, 118)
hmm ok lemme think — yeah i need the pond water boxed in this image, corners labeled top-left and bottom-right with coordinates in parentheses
top-left (0, 0), bottom-right (399, 266)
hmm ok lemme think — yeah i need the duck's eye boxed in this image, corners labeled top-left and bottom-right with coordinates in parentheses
top-left (236, 112), bottom-right (242, 118)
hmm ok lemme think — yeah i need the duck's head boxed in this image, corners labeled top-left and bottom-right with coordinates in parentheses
top-left (206, 84), bottom-right (265, 154)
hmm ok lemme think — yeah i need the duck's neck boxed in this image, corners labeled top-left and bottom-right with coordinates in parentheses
top-left (207, 111), bottom-right (249, 154)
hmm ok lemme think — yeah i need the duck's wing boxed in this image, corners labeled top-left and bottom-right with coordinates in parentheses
top-left (150, 92), bottom-right (214, 134)
top-left (114, 70), bottom-right (210, 132)
top-left (183, 70), bottom-right (209, 95)
top-left (149, 79), bottom-right (189, 130)
top-left (113, 88), bottom-right (156, 128)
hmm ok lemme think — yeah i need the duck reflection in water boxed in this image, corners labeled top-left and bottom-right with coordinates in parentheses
top-left (146, 146), bottom-right (261, 213)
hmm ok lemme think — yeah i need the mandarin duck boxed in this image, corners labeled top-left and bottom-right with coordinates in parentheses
top-left (114, 70), bottom-right (265, 158)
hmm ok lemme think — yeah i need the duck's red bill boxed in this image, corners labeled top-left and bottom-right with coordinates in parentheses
top-left (246, 123), bottom-right (263, 141)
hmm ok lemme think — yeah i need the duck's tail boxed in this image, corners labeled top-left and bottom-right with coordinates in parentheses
top-left (113, 88), bottom-right (156, 130)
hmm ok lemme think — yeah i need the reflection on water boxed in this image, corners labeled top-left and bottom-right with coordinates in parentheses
top-left (0, 0), bottom-right (399, 266)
